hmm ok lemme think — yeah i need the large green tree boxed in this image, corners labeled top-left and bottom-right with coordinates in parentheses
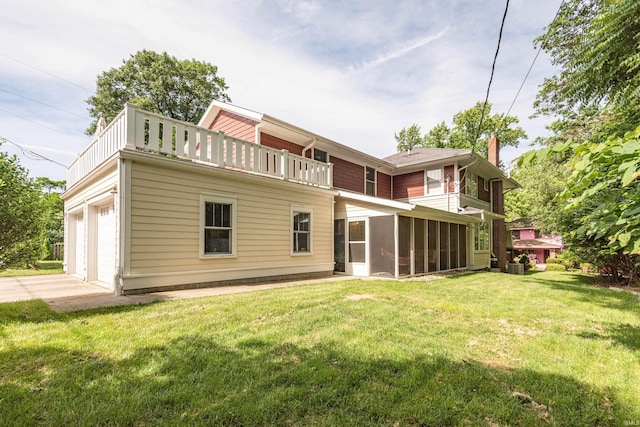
top-left (526, 0), bottom-right (640, 284)
top-left (394, 124), bottom-right (425, 152)
top-left (534, 0), bottom-right (640, 127)
top-left (86, 50), bottom-right (231, 134)
top-left (395, 102), bottom-right (527, 159)
top-left (504, 149), bottom-right (568, 224)
top-left (35, 178), bottom-right (65, 260)
top-left (0, 150), bottom-right (46, 268)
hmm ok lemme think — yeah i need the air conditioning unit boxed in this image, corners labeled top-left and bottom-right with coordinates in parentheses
top-left (507, 263), bottom-right (524, 275)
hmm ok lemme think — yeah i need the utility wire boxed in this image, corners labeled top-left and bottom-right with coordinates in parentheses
top-left (0, 106), bottom-right (75, 135)
top-left (0, 136), bottom-right (68, 168)
top-left (501, 0), bottom-right (565, 124)
top-left (471, 0), bottom-right (510, 155)
top-left (0, 52), bottom-right (93, 93)
top-left (0, 87), bottom-right (87, 120)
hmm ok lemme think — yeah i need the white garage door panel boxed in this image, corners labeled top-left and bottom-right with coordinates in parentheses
top-left (75, 215), bottom-right (85, 276)
top-left (97, 205), bottom-right (116, 285)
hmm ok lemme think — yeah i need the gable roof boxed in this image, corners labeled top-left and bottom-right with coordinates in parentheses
top-left (199, 100), bottom-right (519, 188)
top-left (383, 147), bottom-right (472, 167)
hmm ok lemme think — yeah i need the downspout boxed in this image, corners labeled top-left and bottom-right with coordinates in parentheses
top-left (301, 138), bottom-right (317, 158)
top-left (254, 123), bottom-right (264, 145)
top-left (446, 176), bottom-right (451, 212)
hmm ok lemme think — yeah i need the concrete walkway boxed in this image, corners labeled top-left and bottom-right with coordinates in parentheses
top-left (0, 274), bottom-right (350, 312)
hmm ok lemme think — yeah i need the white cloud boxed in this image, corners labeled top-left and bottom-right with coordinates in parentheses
top-left (0, 0), bottom-right (564, 181)
top-left (348, 29), bottom-right (449, 72)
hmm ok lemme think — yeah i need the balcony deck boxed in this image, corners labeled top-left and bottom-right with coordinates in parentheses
top-left (67, 105), bottom-right (332, 189)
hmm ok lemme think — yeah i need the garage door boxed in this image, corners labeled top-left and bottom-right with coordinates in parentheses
top-left (97, 205), bottom-right (116, 285)
top-left (74, 214), bottom-right (85, 276)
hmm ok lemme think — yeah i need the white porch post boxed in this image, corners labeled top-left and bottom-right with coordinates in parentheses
top-left (394, 214), bottom-right (399, 279)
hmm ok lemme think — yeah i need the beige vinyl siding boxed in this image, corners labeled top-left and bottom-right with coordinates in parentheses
top-left (410, 195), bottom-right (457, 213)
top-left (460, 194), bottom-right (491, 211)
top-left (128, 161), bottom-right (333, 276)
top-left (472, 252), bottom-right (490, 270)
top-left (64, 166), bottom-right (118, 211)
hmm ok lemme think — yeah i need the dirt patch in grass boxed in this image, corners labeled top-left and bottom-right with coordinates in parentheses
top-left (512, 391), bottom-right (553, 423)
top-left (345, 294), bottom-right (376, 301)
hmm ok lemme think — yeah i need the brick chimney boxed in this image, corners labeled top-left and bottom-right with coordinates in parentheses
top-left (488, 133), bottom-right (499, 167)
top-left (488, 133), bottom-right (507, 271)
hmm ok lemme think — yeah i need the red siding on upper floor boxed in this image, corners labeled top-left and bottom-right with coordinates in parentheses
top-left (209, 111), bottom-right (258, 142)
top-left (260, 133), bottom-right (305, 156)
top-left (377, 171), bottom-right (392, 199)
top-left (393, 171), bottom-right (424, 199)
top-left (332, 156), bottom-right (364, 193)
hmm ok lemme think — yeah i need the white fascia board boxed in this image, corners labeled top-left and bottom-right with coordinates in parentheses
top-left (337, 190), bottom-right (416, 211)
top-left (198, 100), bottom-right (263, 128)
top-left (337, 190), bottom-right (483, 224)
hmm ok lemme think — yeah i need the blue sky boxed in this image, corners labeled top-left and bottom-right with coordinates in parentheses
top-left (0, 0), bottom-right (562, 181)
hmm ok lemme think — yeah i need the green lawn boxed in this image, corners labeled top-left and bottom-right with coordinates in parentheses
top-left (0, 260), bottom-right (63, 277)
top-left (1, 271), bottom-right (638, 426)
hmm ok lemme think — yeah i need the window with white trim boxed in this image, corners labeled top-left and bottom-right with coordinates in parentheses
top-left (292, 208), bottom-right (312, 254)
top-left (313, 149), bottom-right (328, 163)
top-left (201, 195), bottom-right (236, 257)
top-left (365, 167), bottom-right (376, 196)
top-left (474, 222), bottom-right (490, 252)
top-left (465, 172), bottom-right (478, 197)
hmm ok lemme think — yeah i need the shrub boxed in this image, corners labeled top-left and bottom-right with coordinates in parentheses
top-left (518, 254), bottom-right (532, 271)
top-left (546, 257), bottom-right (564, 264)
top-left (545, 263), bottom-right (566, 271)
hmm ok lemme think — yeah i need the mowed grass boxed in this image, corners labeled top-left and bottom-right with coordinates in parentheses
top-left (1, 271), bottom-right (639, 426)
top-left (0, 261), bottom-right (63, 277)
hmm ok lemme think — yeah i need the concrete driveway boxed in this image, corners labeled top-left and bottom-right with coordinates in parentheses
top-left (0, 274), bottom-right (110, 302)
top-left (0, 274), bottom-right (160, 312)
top-left (0, 274), bottom-right (351, 312)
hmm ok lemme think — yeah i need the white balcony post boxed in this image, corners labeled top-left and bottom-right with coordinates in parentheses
top-left (124, 103), bottom-right (136, 149)
top-left (328, 163), bottom-right (334, 188)
top-left (216, 131), bottom-right (225, 167)
top-left (281, 150), bottom-right (289, 180)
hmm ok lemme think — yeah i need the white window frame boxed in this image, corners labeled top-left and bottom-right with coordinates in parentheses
top-left (465, 172), bottom-right (478, 197)
top-left (365, 166), bottom-right (376, 196)
top-left (474, 221), bottom-right (490, 252)
top-left (291, 205), bottom-right (313, 256)
top-left (426, 168), bottom-right (443, 194)
top-left (200, 194), bottom-right (237, 258)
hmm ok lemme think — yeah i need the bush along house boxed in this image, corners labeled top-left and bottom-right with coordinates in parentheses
top-left (62, 101), bottom-right (518, 294)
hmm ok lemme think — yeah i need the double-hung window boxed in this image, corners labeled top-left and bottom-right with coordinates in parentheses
top-left (474, 222), bottom-right (490, 252)
top-left (365, 167), bottom-right (376, 196)
top-left (201, 195), bottom-right (236, 257)
top-left (292, 207), bottom-right (312, 254)
top-left (465, 172), bottom-right (478, 197)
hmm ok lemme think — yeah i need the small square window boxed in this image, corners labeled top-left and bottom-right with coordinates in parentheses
top-left (313, 149), bottom-right (327, 163)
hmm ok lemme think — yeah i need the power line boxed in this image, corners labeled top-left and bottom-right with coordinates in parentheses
top-left (0, 106), bottom-right (76, 135)
top-left (0, 136), bottom-right (68, 168)
top-left (471, 0), bottom-right (510, 155)
top-left (502, 0), bottom-right (565, 121)
top-left (0, 52), bottom-right (93, 93)
top-left (0, 87), bottom-right (88, 120)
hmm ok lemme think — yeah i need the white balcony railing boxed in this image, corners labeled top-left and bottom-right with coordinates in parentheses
top-left (67, 105), bottom-right (333, 189)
